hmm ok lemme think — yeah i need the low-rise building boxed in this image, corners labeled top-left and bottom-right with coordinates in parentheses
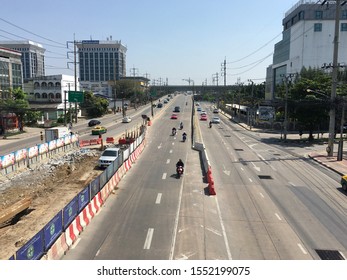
top-left (23, 74), bottom-right (81, 122)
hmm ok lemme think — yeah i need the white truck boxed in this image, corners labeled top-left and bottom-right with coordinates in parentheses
top-left (44, 127), bottom-right (70, 142)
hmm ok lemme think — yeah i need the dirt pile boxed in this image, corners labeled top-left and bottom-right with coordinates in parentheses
top-left (0, 148), bottom-right (104, 260)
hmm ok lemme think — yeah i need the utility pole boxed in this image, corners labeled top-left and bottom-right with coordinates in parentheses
top-left (248, 79), bottom-right (254, 129)
top-left (321, 0), bottom-right (343, 156)
top-left (212, 73), bottom-right (219, 86)
top-left (67, 34), bottom-right (80, 124)
top-left (221, 57), bottom-right (227, 86)
top-left (64, 91), bottom-right (67, 126)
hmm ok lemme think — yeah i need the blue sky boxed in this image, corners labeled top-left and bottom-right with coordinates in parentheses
top-left (0, 0), bottom-right (297, 85)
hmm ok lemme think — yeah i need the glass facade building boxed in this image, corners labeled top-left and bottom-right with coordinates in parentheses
top-left (0, 41), bottom-right (45, 81)
top-left (77, 40), bottom-right (127, 83)
top-left (0, 47), bottom-right (23, 98)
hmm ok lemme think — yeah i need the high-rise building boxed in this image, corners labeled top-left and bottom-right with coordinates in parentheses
top-left (76, 39), bottom-right (127, 97)
top-left (0, 40), bottom-right (45, 81)
top-left (0, 47), bottom-right (23, 98)
top-left (269, 0), bottom-right (347, 98)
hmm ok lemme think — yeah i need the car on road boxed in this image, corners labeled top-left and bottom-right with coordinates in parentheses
top-left (91, 126), bottom-right (107, 135)
top-left (173, 106), bottom-right (180, 112)
top-left (98, 147), bottom-right (120, 168)
top-left (88, 119), bottom-right (101, 127)
top-left (171, 113), bottom-right (178, 119)
top-left (211, 116), bottom-right (220, 123)
top-left (122, 116), bottom-right (132, 123)
top-left (200, 115), bottom-right (208, 121)
top-left (157, 103), bottom-right (163, 108)
top-left (197, 107), bottom-right (201, 111)
top-left (213, 108), bottom-right (219, 114)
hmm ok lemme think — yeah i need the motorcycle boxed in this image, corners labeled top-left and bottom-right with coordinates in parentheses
top-left (180, 123), bottom-right (183, 130)
top-left (182, 134), bottom-right (187, 142)
top-left (172, 128), bottom-right (177, 136)
top-left (209, 122), bottom-right (212, 128)
top-left (176, 166), bottom-right (184, 178)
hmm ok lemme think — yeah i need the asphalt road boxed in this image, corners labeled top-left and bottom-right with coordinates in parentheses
top-left (199, 102), bottom-right (347, 260)
top-left (61, 96), bottom-right (347, 260)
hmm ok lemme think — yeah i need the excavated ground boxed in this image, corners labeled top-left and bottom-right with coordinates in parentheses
top-left (0, 148), bottom-right (104, 260)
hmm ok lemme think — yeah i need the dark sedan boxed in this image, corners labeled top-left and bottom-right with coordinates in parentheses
top-left (88, 119), bottom-right (101, 127)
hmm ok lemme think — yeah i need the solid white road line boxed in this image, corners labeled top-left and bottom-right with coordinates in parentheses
top-left (297, 243), bottom-right (308, 255)
top-left (162, 173), bottom-right (167, 180)
top-left (215, 196), bottom-right (233, 260)
top-left (144, 228), bottom-right (154, 249)
top-left (166, 159), bottom-right (170, 164)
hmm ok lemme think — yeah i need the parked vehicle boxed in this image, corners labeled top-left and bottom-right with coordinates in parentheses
top-left (98, 148), bottom-right (120, 168)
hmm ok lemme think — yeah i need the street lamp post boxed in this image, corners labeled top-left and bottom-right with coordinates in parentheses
top-left (248, 79), bottom-right (254, 129)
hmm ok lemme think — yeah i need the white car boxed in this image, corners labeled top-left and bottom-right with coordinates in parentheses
top-left (98, 148), bottom-right (120, 168)
top-left (213, 108), bottom-right (219, 114)
top-left (122, 116), bottom-right (132, 123)
top-left (212, 116), bottom-right (220, 124)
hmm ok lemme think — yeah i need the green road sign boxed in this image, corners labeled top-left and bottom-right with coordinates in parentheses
top-left (68, 91), bottom-right (84, 102)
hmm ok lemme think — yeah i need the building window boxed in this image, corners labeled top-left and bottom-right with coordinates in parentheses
top-left (342, 10), bottom-right (347, 19)
top-left (299, 11), bottom-right (304, 20)
top-left (341, 23), bottom-right (347, 31)
top-left (314, 23), bottom-right (322, 32)
top-left (42, 93), bottom-right (48, 98)
top-left (315, 10), bottom-right (323, 20)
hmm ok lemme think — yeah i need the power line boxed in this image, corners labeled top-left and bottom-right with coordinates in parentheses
top-left (0, 28), bottom-right (68, 49)
top-left (0, 17), bottom-right (66, 47)
top-left (229, 32), bottom-right (281, 64)
top-left (228, 52), bottom-right (273, 77)
top-left (229, 52), bottom-right (274, 70)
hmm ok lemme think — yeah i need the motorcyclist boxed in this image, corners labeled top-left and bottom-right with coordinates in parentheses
top-left (180, 121), bottom-right (183, 130)
top-left (176, 159), bottom-right (184, 174)
top-left (172, 127), bottom-right (177, 135)
top-left (209, 121), bottom-right (212, 128)
top-left (182, 131), bottom-right (187, 142)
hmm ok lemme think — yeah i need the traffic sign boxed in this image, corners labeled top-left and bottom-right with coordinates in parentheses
top-left (68, 91), bottom-right (84, 102)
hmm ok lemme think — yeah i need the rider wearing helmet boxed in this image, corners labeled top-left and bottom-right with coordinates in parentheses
top-left (176, 159), bottom-right (184, 169)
